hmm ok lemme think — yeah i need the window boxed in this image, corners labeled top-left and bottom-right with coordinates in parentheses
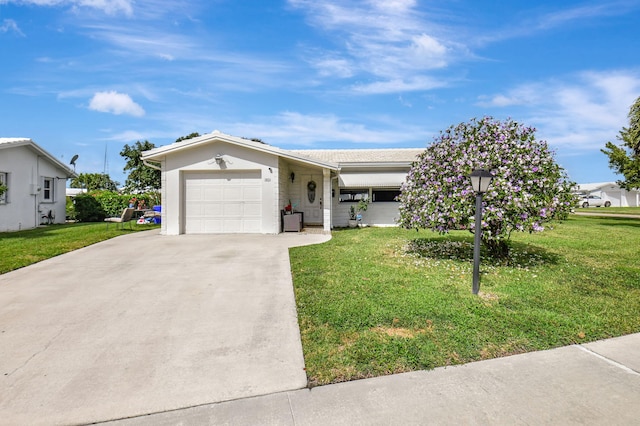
top-left (372, 189), bottom-right (400, 202)
top-left (0, 172), bottom-right (7, 204)
top-left (339, 189), bottom-right (369, 202)
top-left (43, 177), bottom-right (54, 202)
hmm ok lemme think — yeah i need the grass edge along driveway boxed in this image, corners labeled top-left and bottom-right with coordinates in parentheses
top-left (0, 222), bottom-right (159, 274)
top-left (290, 214), bottom-right (640, 386)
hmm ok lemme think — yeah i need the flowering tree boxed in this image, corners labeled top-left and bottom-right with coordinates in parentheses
top-left (398, 117), bottom-right (575, 257)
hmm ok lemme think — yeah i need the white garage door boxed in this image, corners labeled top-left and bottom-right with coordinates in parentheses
top-left (184, 171), bottom-right (262, 234)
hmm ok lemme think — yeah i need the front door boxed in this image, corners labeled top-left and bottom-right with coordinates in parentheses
top-left (299, 174), bottom-right (323, 225)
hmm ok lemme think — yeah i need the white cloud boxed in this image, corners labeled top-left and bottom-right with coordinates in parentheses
top-left (104, 130), bottom-right (148, 142)
top-left (288, 0), bottom-right (463, 92)
top-left (476, 1), bottom-right (640, 46)
top-left (352, 76), bottom-right (447, 94)
top-left (0, 19), bottom-right (25, 36)
top-left (312, 56), bottom-right (355, 78)
top-left (0, 0), bottom-right (133, 15)
top-left (88, 91), bottom-right (145, 116)
top-left (75, 0), bottom-right (133, 15)
top-left (224, 111), bottom-right (428, 147)
top-left (536, 1), bottom-right (637, 30)
top-left (478, 69), bottom-right (640, 151)
top-left (82, 23), bottom-right (194, 60)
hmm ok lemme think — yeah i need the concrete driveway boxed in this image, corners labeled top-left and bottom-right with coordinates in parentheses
top-left (0, 230), bottom-right (330, 425)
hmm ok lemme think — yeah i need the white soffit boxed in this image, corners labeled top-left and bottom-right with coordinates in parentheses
top-left (339, 172), bottom-right (407, 188)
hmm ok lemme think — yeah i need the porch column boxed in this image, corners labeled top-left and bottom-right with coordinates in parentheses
top-left (323, 168), bottom-right (331, 231)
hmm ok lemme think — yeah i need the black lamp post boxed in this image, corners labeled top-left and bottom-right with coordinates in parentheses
top-left (470, 169), bottom-right (494, 295)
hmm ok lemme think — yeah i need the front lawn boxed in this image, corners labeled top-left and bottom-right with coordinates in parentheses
top-left (290, 215), bottom-right (640, 386)
top-left (0, 222), bottom-right (159, 274)
top-left (577, 206), bottom-right (640, 215)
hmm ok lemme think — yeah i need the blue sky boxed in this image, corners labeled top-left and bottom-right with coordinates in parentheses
top-left (1, 0), bottom-right (639, 186)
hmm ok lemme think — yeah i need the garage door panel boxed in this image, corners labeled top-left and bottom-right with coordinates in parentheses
top-left (243, 186), bottom-right (261, 201)
top-left (243, 202), bottom-right (261, 216)
top-left (243, 219), bottom-right (261, 233)
top-left (184, 171), bottom-right (262, 234)
top-left (204, 187), bottom-right (223, 199)
top-left (204, 219), bottom-right (223, 233)
top-left (223, 187), bottom-right (242, 201)
top-left (204, 203), bottom-right (223, 216)
top-left (223, 202), bottom-right (242, 216)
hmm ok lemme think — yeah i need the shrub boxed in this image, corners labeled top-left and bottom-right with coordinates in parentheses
top-left (398, 117), bottom-right (575, 257)
top-left (92, 191), bottom-right (129, 217)
top-left (73, 194), bottom-right (106, 222)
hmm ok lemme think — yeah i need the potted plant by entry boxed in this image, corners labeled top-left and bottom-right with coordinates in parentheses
top-left (348, 198), bottom-right (370, 228)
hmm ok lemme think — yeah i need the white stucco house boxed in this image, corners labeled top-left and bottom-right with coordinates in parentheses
top-left (576, 182), bottom-right (640, 207)
top-left (141, 131), bottom-right (423, 235)
top-left (0, 138), bottom-right (76, 232)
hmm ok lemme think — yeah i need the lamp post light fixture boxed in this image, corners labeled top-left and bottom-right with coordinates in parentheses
top-left (470, 169), bottom-right (494, 295)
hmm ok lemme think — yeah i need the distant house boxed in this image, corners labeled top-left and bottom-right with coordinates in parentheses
top-left (0, 138), bottom-right (76, 232)
top-left (576, 182), bottom-right (640, 207)
top-left (141, 131), bottom-right (423, 234)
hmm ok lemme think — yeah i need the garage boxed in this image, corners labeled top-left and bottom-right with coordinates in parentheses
top-left (183, 170), bottom-right (262, 233)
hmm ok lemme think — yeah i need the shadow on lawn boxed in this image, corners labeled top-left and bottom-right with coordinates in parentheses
top-left (406, 235), bottom-right (562, 268)
top-left (581, 216), bottom-right (640, 229)
top-left (0, 222), bottom-right (146, 240)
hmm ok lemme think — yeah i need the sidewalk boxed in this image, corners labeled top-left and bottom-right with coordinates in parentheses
top-left (104, 333), bottom-right (640, 425)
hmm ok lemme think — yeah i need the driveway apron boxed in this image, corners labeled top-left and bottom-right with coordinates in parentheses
top-left (0, 231), bottom-right (330, 425)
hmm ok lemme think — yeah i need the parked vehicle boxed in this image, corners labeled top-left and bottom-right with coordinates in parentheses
top-left (580, 195), bottom-right (611, 208)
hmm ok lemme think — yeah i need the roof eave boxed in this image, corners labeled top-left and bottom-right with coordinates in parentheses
top-left (1, 138), bottom-right (76, 178)
top-left (338, 161), bottom-right (415, 168)
top-left (142, 132), bottom-right (339, 171)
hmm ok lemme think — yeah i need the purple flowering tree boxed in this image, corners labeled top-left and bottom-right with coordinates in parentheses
top-left (398, 117), bottom-right (575, 257)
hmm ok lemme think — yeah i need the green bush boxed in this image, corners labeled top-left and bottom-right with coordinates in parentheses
top-left (75, 190), bottom-right (162, 220)
top-left (92, 191), bottom-right (129, 217)
top-left (66, 197), bottom-right (76, 220)
top-left (73, 194), bottom-right (106, 222)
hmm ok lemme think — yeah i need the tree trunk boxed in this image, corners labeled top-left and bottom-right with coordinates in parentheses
top-left (483, 238), bottom-right (510, 259)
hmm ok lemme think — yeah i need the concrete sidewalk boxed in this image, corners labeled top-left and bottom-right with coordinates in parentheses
top-left (106, 333), bottom-right (640, 425)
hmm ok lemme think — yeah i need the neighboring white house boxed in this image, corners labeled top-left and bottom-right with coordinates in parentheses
top-left (141, 131), bottom-right (423, 235)
top-left (0, 138), bottom-right (76, 232)
top-left (576, 182), bottom-right (640, 207)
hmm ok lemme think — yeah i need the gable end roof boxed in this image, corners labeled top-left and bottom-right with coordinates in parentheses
top-left (142, 131), bottom-right (339, 170)
top-left (0, 138), bottom-right (76, 177)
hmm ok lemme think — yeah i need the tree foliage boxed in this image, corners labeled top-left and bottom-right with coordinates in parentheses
top-left (120, 140), bottom-right (160, 192)
top-left (175, 132), bottom-right (200, 143)
top-left (70, 173), bottom-right (119, 191)
top-left (398, 117), bottom-right (575, 257)
top-left (601, 96), bottom-right (640, 190)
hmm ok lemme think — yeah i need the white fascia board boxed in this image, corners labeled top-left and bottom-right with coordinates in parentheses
top-left (1, 138), bottom-right (76, 178)
top-left (142, 131), bottom-right (339, 170)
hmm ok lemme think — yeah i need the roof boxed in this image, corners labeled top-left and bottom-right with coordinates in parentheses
top-left (576, 182), bottom-right (620, 192)
top-left (0, 138), bottom-right (76, 178)
top-left (290, 148), bottom-right (424, 166)
top-left (142, 131), bottom-right (339, 170)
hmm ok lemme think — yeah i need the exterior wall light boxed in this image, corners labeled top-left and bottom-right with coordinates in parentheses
top-left (469, 169), bottom-right (494, 294)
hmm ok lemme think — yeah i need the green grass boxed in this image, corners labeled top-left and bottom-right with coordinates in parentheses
top-left (0, 222), bottom-right (159, 274)
top-left (290, 215), bottom-right (640, 386)
top-left (576, 207), bottom-right (640, 215)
